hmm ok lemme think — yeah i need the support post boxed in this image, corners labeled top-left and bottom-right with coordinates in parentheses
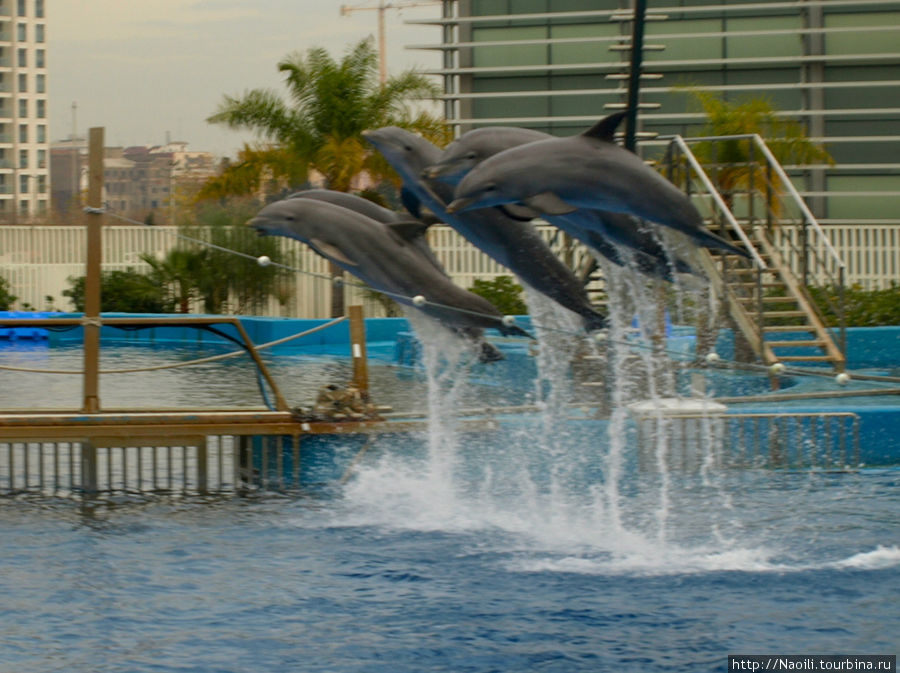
top-left (624, 0), bottom-right (647, 153)
top-left (348, 305), bottom-right (369, 394)
top-left (82, 127), bottom-right (104, 413)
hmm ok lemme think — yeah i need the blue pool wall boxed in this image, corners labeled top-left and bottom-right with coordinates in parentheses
top-left (2, 312), bottom-right (900, 466)
top-left (1, 311), bottom-right (898, 370)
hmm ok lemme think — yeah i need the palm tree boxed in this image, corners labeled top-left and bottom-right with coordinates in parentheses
top-left (206, 37), bottom-right (445, 196)
top-left (685, 90), bottom-right (833, 211)
top-left (206, 37), bottom-right (447, 316)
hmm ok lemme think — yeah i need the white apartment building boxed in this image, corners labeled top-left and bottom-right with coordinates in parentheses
top-left (0, 0), bottom-right (48, 222)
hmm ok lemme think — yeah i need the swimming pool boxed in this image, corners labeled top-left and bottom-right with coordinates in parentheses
top-left (1, 335), bottom-right (898, 672)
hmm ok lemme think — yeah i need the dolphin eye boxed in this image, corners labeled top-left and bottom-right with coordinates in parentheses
top-left (403, 144), bottom-right (413, 152)
top-left (466, 152), bottom-right (477, 160)
top-left (485, 184), bottom-right (497, 192)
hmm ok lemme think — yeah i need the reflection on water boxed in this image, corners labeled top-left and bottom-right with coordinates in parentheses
top-left (0, 343), bottom-right (524, 412)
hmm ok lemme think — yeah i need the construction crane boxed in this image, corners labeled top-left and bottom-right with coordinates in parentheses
top-left (340, 1), bottom-right (441, 83)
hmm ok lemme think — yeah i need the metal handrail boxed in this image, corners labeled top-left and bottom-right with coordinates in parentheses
top-left (748, 134), bottom-right (845, 270)
top-left (668, 135), bottom-right (767, 269)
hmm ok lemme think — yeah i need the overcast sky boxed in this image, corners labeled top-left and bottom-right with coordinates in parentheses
top-left (48, 0), bottom-right (444, 158)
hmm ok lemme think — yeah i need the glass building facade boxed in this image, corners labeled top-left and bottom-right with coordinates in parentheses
top-left (411, 0), bottom-right (900, 226)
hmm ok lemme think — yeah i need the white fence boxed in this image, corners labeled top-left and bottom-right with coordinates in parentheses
top-left (1, 224), bottom-right (898, 317)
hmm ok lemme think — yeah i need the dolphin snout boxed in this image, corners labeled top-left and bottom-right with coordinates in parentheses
top-left (248, 217), bottom-right (272, 235)
top-left (445, 197), bottom-right (474, 214)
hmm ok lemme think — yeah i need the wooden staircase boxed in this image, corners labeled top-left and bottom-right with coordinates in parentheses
top-left (662, 134), bottom-right (847, 372)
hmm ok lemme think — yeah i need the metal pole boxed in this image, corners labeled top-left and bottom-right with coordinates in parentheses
top-left (624, 0), bottom-right (648, 153)
top-left (349, 305), bottom-right (369, 394)
top-left (82, 127), bottom-right (104, 413)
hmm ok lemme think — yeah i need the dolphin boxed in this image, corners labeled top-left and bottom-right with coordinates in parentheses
top-left (286, 189), bottom-right (444, 272)
top-left (362, 126), bottom-right (608, 332)
top-left (250, 198), bottom-right (532, 362)
top-left (425, 126), bottom-right (699, 281)
top-left (446, 111), bottom-right (749, 258)
top-left (424, 126), bottom-right (550, 185)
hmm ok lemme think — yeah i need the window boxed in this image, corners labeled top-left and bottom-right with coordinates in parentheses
top-left (19, 174), bottom-right (28, 192)
top-left (35, 49), bottom-right (43, 67)
top-left (17, 23), bottom-right (25, 41)
top-left (18, 123), bottom-right (26, 142)
top-left (36, 99), bottom-right (44, 118)
top-left (36, 124), bottom-right (45, 142)
top-left (35, 74), bottom-right (44, 93)
top-left (18, 149), bottom-right (27, 168)
top-left (17, 73), bottom-right (25, 92)
top-left (35, 24), bottom-right (44, 43)
top-left (17, 0), bottom-right (25, 17)
top-left (35, 0), bottom-right (43, 18)
top-left (18, 98), bottom-right (26, 117)
top-left (17, 47), bottom-right (25, 67)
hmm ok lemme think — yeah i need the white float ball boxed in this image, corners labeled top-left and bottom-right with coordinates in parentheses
top-left (256, 255), bottom-right (271, 267)
top-left (769, 362), bottom-right (786, 375)
top-left (593, 331), bottom-right (608, 342)
top-left (502, 315), bottom-right (516, 327)
top-left (835, 372), bottom-right (851, 386)
top-left (332, 277), bottom-right (344, 288)
top-left (705, 352), bottom-right (720, 364)
top-left (412, 294), bottom-right (427, 307)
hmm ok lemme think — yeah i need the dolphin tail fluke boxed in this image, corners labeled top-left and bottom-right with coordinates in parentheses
top-left (693, 229), bottom-right (752, 258)
top-left (499, 323), bottom-right (535, 340)
top-left (477, 340), bottom-right (506, 363)
top-left (581, 309), bottom-right (609, 332)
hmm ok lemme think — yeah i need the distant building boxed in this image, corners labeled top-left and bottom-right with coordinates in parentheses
top-left (0, 0), bottom-right (50, 222)
top-left (418, 0), bottom-right (900, 228)
top-left (49, 140), bottom-right (218, 224)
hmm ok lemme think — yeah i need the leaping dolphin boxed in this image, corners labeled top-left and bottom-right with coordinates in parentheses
top-left (362, 126), bottom-right (608, 332)
top-left (286, 189), bottom-right (444, 273)
top-left (425, 125), bottom-right (699, 282)
top-left (250, 198), bottom-right (532, 362)
top-left (446, 112), bottom-right (749, 258)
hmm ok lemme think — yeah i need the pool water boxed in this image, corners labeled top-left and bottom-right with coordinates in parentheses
top-left (1, 468), bottom-right (898, 673)
top-left (1, 341), bottom-right (899, 672)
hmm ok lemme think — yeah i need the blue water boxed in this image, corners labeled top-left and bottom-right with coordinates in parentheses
top-left (1, 342), bottom-right (899, 671)
top-left (1, 468), bottom-right (898, 673)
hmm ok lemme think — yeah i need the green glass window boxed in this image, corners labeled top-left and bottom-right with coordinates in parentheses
top-left (473, 26), bottom-right (548, 67)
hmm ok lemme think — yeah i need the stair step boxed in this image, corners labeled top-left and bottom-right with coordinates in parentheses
top-left (777, 355), bottom-right (839, 362)
top-left (766, 340), bottom-right (826, 347)
top-left (762, 325), bottom-right (817, 332)
top-left (737, 297), bottom-right (799, 306)
top-left (762, 310), bottom-right (808, 319)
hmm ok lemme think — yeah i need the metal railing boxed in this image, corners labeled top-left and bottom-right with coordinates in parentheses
top-left (632, 411), bottom-right (861, 471)
top-left (658, 134), bottom-right (848, 363)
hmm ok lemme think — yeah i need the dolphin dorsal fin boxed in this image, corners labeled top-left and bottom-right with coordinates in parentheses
top-left (388, 220), bottom-right (432, 242)
top-left (581, 110), bottom-right (629, 143)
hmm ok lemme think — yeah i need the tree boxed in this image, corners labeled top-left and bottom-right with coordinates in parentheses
top-left (205, 37), bottom-right (448, 317)
top-left (685, 90), bottom-right (834, 210)
top-left (181, 199), bottom-right (297, 315)
top-left (206, 37), bottom-right (446, 197)
top-left (140, 248), bottom-right (207, 314)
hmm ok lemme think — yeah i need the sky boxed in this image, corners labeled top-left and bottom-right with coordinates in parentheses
top-left (48, 0), bottom-right (445, 158)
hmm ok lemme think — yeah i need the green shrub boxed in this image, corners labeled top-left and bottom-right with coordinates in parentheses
top-left (468, 275), bottom-right (528, 316)
top-left (0, 275), bottom-right (17, 310)
top-left (63, 268), bottom-right (174, 313)
top-left (808, 283), bottom-right (900, 327)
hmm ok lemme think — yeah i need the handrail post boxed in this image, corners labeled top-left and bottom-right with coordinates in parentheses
top-left (348, 305), bottom-right (369, 395)
top-left (82, 127), bottom-right (104, 413)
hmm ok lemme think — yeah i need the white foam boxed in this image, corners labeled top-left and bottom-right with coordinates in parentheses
top-left (831, 545), bottom-right (900, 570)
